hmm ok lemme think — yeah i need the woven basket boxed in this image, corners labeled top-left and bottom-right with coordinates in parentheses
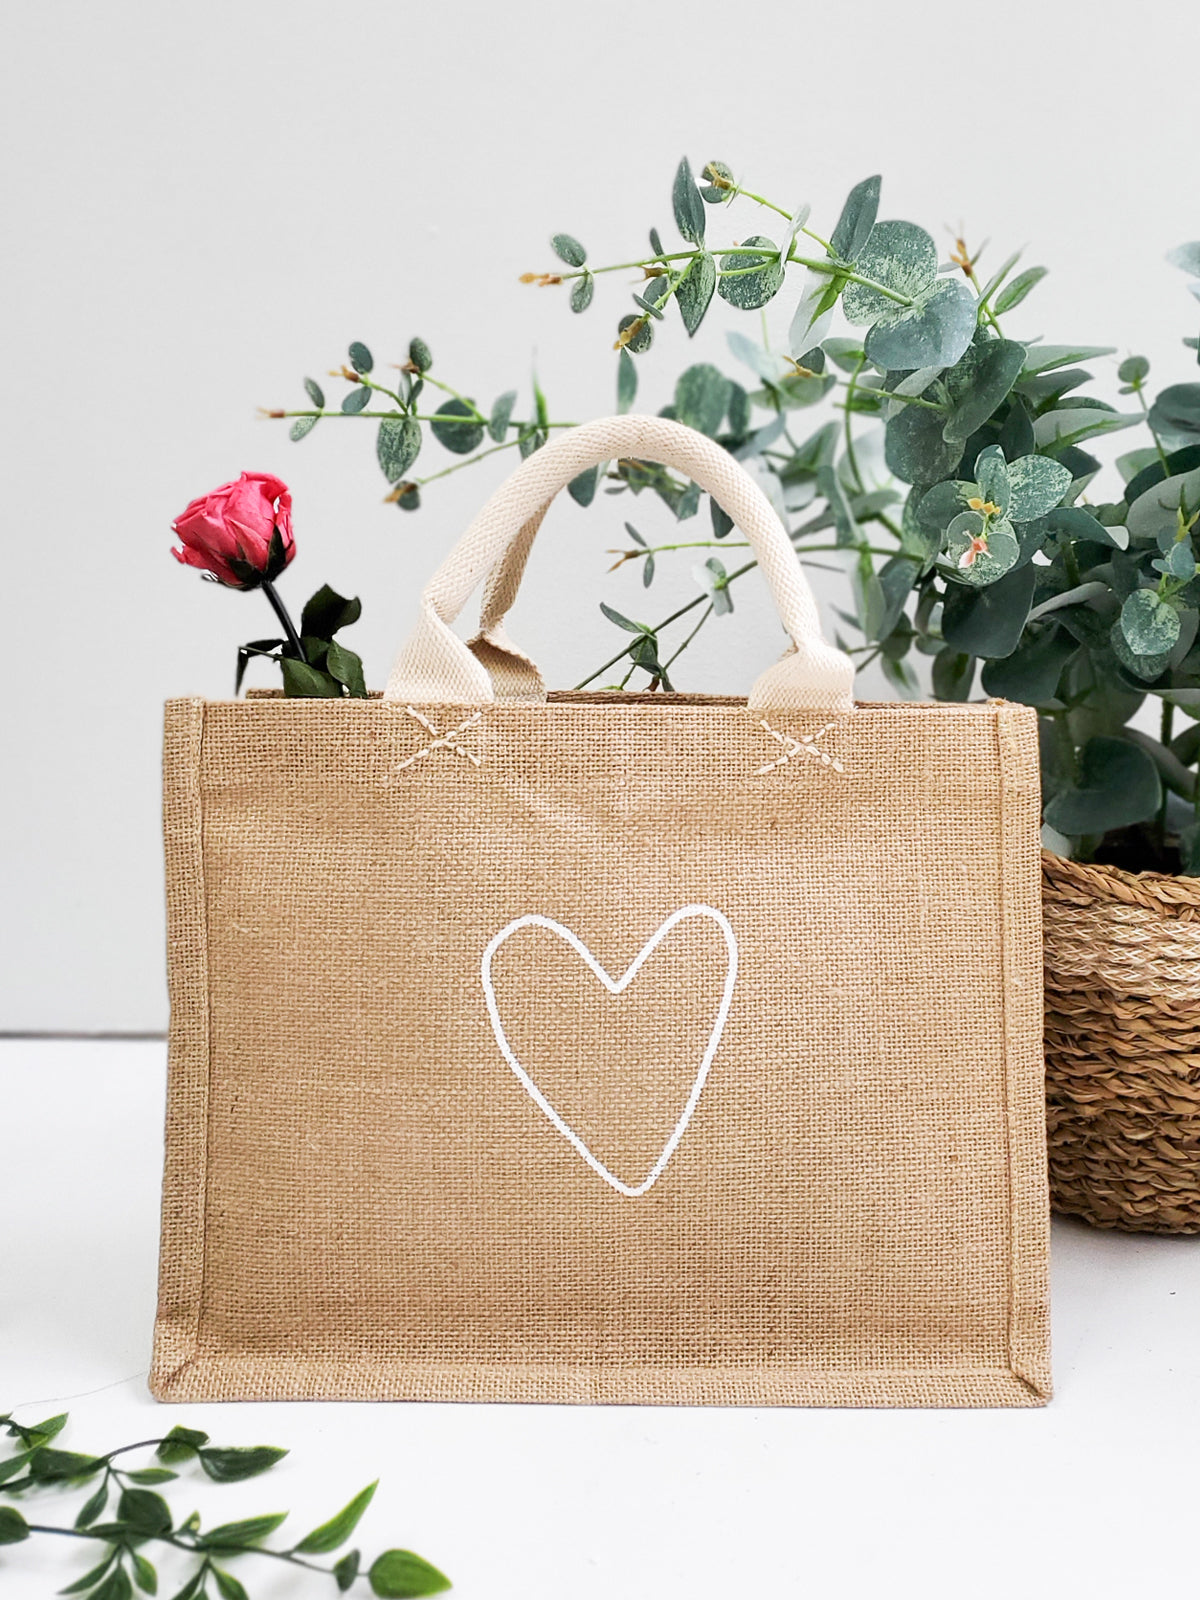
top-left (1042, 850), bottom-right (1200, 1232)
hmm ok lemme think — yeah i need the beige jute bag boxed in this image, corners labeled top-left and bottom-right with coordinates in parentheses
top-left (151, 415), bottom-right (1051, 1407)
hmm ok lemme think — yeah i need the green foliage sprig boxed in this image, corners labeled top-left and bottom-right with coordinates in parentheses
top-left (265, 158), bottom-right (1200, 875)
top-left (0, 1412), bottom-right (449, 1600)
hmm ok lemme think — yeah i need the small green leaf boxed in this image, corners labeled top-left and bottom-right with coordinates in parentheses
top-left (829, 174), bottom-right (880, 261)
top-left (335, 1551), bottom-right (362, 1593)
top-left (341, 385), bottom-right (371, 415)
top-left (303, 377), bottom-right (325, 408)
top-left (408, 336), bottom-right (432, 372)
top-left (326, 641), bottom-right (367, 697)
top-left (1006, 454), bottom-right (1073, 521)
top-left (348, 341), bottom-right (373, 374)
top-left (643, 552), bottom-right (655, 587)
top-left (616, 313), bottom-right (653, 354)
top-left (617, 348), bottom-right (637, 413)
top-left (118, 1489), bottom-right (173, 1536)
top-left (599, 603), bottom-right (645, 634)
top-left (712, 499), bottom-right (734, 539)
top-left (60, 1551), bottom-right (119, 1593)
top-left (91, 1570), bottom-right (133, 1600)
top-left (1044, 736), bottom-right (1162, 835)
top-left (1032, 406), bottom-right (1140, 450)
top-left (672, 157), bottom-right (706, 246)
top-left (699, 159), bottom-right (734, 203)
top-left (430, 398), bottom-right (485, 455)
top-left (167, 1569), bottom-right (208, 1600)
top-left (198, 1446), bottom-right (288, 1483)
top-left (0, 1506), bottom-right (29, 1544)
top-left (677, 252), bottom-right (716, 336)
top-left (1149, 383), bottom-right (1200, 450)
top-left (27, 1415), bottom-right (69, 1444)
top-left (993, 266), bottom-right (1047, 314)
top-left (376, 416), bottom-right (422, 483)
top-left (570, 273), bottom-right (594, 313)
top-left (717, 236), bottom-right (782, 310)
top-left (941, 340), bottom-right (1027, 445)
top-left (550, 232), bottom-right (586, 267)
top-left (932, 648), bottom-right (976, 702)
top-left (1022, 345), bottom-right (1116, 377)
top-left (369, 1550), bottom-right (452, 1598)
top-left (75, 1481), bottom-right (110, 1527)
top-left (199, 1513), bottom-right (288, 1550)
top-left (289, 415), bottom-right (318, 442)
top-left (488, 389), bottom-right (517, 443)
top-left (211, 1570), bottom-right (248, 1600)
top-left (0, 1451), bottom-right (32, 1485)
top-left (674, 364), bottom-right (732, 437)
top-left (295, 1481), bottom-right (378, 1555)
top-left (131, 1551), bottom-right (158, 1596)
top-left (156, 1427), bottom-right (208, 1465)
top-left (1118, 355), bottom-right (1150, 385)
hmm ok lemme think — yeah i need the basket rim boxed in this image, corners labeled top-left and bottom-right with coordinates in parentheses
top-left (1042, 847), bottom-right (1200, 914)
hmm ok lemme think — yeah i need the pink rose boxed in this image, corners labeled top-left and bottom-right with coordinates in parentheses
top-left (172, 472), bottom-right (295, 588)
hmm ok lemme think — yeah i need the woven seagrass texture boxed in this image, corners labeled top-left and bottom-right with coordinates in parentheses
top-left (1043, 850), bottom-right (1200, 1233)
top-left (151, 694), bottom-right (1050, 1407)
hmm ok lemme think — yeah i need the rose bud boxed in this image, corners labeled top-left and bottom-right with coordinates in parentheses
top-left (172, 471), bottom-right (294, 589)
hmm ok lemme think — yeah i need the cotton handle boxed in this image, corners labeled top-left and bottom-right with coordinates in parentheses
top-left (385, 415), bottom-right (855, 710)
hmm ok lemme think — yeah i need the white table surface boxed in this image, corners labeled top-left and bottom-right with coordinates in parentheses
top-left (2, 1038), bottom-right (1197, 1600)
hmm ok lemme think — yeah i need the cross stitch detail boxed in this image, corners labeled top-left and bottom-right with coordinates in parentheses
top-left (392, 706), bottom-right (484, 772)
top-left (755, 718), bottom-right (845, 776)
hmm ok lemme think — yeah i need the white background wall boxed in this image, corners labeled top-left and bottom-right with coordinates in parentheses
top-left (4, 0), bottom-right (1198, 1031)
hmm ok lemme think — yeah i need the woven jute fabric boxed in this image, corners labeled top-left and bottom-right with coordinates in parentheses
top-left (151, 692), bottom-right (1051, 1406)
top-left (1043, 850), bottom-right (1200, 1233)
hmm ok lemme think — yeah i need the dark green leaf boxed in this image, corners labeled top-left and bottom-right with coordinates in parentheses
top-left (303, 377), bottom-right (325, 408)
top-left (677, 252), bottom-right (716, 336)
top-left (335, 1551), bottom-right (362, 1593)
top-left (993, 266), bottom-right (1047, 314)
top-left (0, 1451), bottom-right (32, 1485)
top-left (699, 159), bottom-right (734, 203)
top-left (26, 1415), bottom-right (69, 1444)
top-left (211, 1571), bottom-right (247, 1600)
top-left (1118, 355), bottom-right (1150, 385)
top-left (348, 342), bottom-right (373, 374)
top-left (866, 279), bottom-right (977, 371)
top-left (156, 1428), bottom-right (208, 1466)
top-left (289, 416), bottom-right (318, 442)
top-left (568, 466), bottom-right (599, 507)
top-left (295, 1481), bottom-right (378, 1555)
top-left (1123, 443), bottom-right (1200, 505)
top-left (711, 499), bottom-right (734, 539)
top-left (1007, 454), bottom-right (1073, 521)
top-left (674, 364), bottom-right (732, 437)
top-left (932, 648), bottom-right (976, 701)
top-left (1148, 383), bottom-right (1200, 450)
top-left (30, 1450), bottom-right (103, 1482)
top-left (941, 341), bottom-right (1027, 445)
top-left (830, 174), bottom-right (880, 260)
top-left (408, 337), bottom-right (432, 373)
top-left (198, 1447), bottom-right (287, 1484)
top-left (1044, 736), bottom-right (1161, 834)
top-left (1121, 588), bottom-right (1181, 655)
top-left (325, 641), bottom-right (367, 697)
top-left (75, 1481), bottom-right (110, 1528)
top-left (60, 1551), bottom-right (119, 1593)
top-left (376, 417), bottom-right (422, 483)
top-left (301, 585), bottom-right (361, 639)
top-left (125, 1470), bottom-right (178, 1486)
top-left (369, 1550), bottom-right (452, 1598)
top-left (550, 233), bottom-right (586, 267)
top-left (727, 381), bottom-right (750, 436)
top-left (167, 1569), bottom-right (207, 1600)
top-left (599, 603), bottom-right (645, 634)
top-left (672, 157), bottom-right (706, 246)
top-left (570, 273), bottom-right (594, 313)
top-left (118, 1489), bottom-right (172, 1535)
top-left (430, 398), bottom-right (484, 454)
top-left (341, 385), bottom-right (371, 415)
top-left (717, 236), bottom-right (782, 311)
top-left (941, 562), bottom-right (1037, 658)
top-left (92, 1571), bottom-right (133, 1600)
top-left (885, 404), bottom-right (961, 486)
top-left (980, 627), bottom-right (1077, 704)
top-left (199, 1513), bottom-right (288, 1550)
top-left (643, 552), bottom-right (655, 587)
top-left (131, 1551), bottom-right (158, 1596)
top-left (0, 1506), bottom-right (28, 1544)
top-left (617, 348), bottom-right (637, 413)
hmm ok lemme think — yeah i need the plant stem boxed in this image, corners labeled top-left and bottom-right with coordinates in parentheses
top-left (661, 603), bottom-right (714, 671)
top-left (261, 580), bottom-right (303, 659)
top-left (843, 357), bottom-right (866, 494)
top-left (1159, 699), bottom-right (1174, 848)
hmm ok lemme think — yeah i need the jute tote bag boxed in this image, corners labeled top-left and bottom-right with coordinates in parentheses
top-left (151, 415), bottom-right (1051, 1407)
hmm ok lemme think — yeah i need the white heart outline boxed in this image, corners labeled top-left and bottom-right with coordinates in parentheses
top-left (480, 904), bottom-right (738, 1198)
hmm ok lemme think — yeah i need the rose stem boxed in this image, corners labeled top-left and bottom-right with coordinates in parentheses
top-left (261, 579), bottom-right (304, 659)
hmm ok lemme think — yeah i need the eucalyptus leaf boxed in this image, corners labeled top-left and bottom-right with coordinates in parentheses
top-left (677, 252), bottom-right (715, 335)
top-left (1120, 588), bottom-right (1181, 656)
top-left (942, 562), bottom-right (1037, 657)
top-left (1043, 736), bottom-right (1161, 834)
top-left (617, 348), bottom-right (637, 412)
top-left (1033, 407), bottom-right (1141, 449)
top-left (885, 404), bottom-right (961, 486)
top-left (289, 415), bottom-right (318, 442)
top-left (1021, 344), bottom-right (1116, 376)
top-left (672, 157), bottom-right (706, 246)
top-left (348, 341), bottom-right (373, 374)
top-left (788, 271), bottom-right (837, 354)
top-left (550, 233), bottom-right (586, 267)
top-left (830, 174), bottom-right (880, 261)
top-left (942, 341), bottom-right (1027, 444)
top-left (568, 466), bottom-right (600, 507)
top-left (1126, 464), bottom-right (1200, 544)
top-left (570, 273), bottom-right (595, 313)
top-left (1148, 383), bottom-right (1200, 450)
top-left (993, 266), bottom-right (1047, 314)
top-left (303, 376), bottom-right (325, 408)
top-left (717, 236), bottom-right (783, 310)
top-left (376, 417), bottom-right (421, 482)
top-left (488, 390), bottom-right (517, 443)
top-left (1006, 454), bottom-right (1073, 521)
top-left (980, 625), bottom-right (1077, 704)
top-left (616, 313), bottom-right (653, 353)
top-left (674, 364), bottom-right (732, 437)
top-left (341, 386), bottom-right (371, 415)
top-left (430, 398), bottom-right (485, 454)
